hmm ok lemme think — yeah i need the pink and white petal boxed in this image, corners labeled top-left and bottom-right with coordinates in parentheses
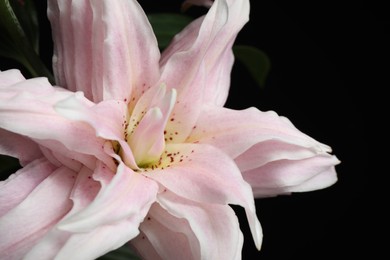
top-left (25, 164), bottom-right (148, 259)
top-left (0, 166), bottom-right (75, 259)
top-left (26, 162), bottom-right (154, 259)
top-left (158, 4), bottom-right (228, 142)
top-left (56, 218), bottom-right (143, 260)
top-left (159, 17), bottom-right (203, 67)
top-left (131, 231), bottom-right (163, 260)
top-left (54, 93), bottom-right (137, 169)
top-left (0, 128), bottom-right (42, 166)
top-left (157, 191), bottom-right (244, 259)
top-left (162, 62), bottom-right (206, 144)
top-left (23, 229), bottom-right (71, 260)
top-left (0, 158), bottom-right (57, 217)
top-left (202, 45), bottom-right (234, 106)
top-left (159, 0), bottom-right (250, 142)
top-left (37, 140), bottom-right (97, 171)
top-left (134, 203), bottom-right (200, 260)
top-left (147, 143), bottom-right (262, 249)
top-left (26, 216), bottom-right (142, 260)
top-left (245, 155), bottom-right (340, 198)
top-left (23, 166), bottom-right (99, 259)
top-left (0, 79), bottom-right (112, 167)
top-left (54, 92), bottom-right (127, 139)
top-left (47, 0), bottom-right (78, 96)
top-left (59, 161), bottom-right (158, 232)
top-left (91, 0), bottom-right (161, 103)
top-left (234, 140), bottom-right (323, 172)
top-left (0, 76), bottom-right (68, 98)
top-left (0, 69), bottom-right (26, 87)
top-left (283, 165), bottom-right (338, 192)
top-left (48, 0), bottom-right (160, 103)
top-left (188, 106), bottom-right (332, 160)
top-left (68, 166), bottom-right (100, 212)
top-left (37, 144), bottom-right (84, 172)
top-left (161, 0), bottom-right (248, 107)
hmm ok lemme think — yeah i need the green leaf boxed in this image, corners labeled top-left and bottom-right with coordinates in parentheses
top-left (0, 0), bottom-right (53, 82)
top-left (233, 45), bottom-right (271, 88)
top-left (9, 0), bottom-right (40, 53)
top-left (97, 245), bottom-right (141, 260)
top-left (147, 13), bottom-right (193, 49)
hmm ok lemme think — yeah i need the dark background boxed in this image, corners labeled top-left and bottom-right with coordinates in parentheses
top-left (1, 1), bottom-right (380, 259)
top-left (228, 2), bottom-right (378, 259)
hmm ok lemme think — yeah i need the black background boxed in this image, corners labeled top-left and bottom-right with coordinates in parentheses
top-left (1, 1), bottom-right (380, 259)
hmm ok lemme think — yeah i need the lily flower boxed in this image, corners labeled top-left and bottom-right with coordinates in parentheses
top-left (0, 0), bottom-right (339, 259)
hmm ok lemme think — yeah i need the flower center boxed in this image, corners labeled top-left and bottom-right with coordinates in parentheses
top-left (125, 84), bottom-right (176, 168)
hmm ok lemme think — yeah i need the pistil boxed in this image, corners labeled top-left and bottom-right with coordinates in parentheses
top-left (126, 84), bottom-right (176, 168)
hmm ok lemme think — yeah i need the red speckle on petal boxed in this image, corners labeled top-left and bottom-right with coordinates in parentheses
top-left (170, 118), bottom-right (174, 122)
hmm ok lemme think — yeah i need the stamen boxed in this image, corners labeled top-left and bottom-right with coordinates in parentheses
top-left (127, 85), bottom-right (177, 167)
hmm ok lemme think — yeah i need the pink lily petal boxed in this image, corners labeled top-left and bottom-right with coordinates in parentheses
top-left (59, 161), bottom-right (158, 232)
top-left (131, 231), bottom-right (163, 260)
top-left (0, 158), bottom-right (56, 217)
top-left (161, 16), bottom-right (233, 107)
top-left (54, 92), bottom-right (137, 169)
top-left (188, 106), bottom-right (332, 158)
top-left (58, 219), bottom-right (146, 260)
top-left (244, 155), bottom-right (339, 197)
top-left (158, 0), bottom-right (249, 144)
top-left (0, 128), bottom-right (42, 166)
top-left (0, 166), bottom-right (75, 259)
top-left (22, 166), bottom-right (98, 259)
top-left (161, 0), bottom-right (248, 107)
top-left (54, 92), bottom-right (127, 139)
top-left (188, 106), bottom-right (339, 196)
top-left (48, 0), bottom-right (160, 103)
top-left (0, 69), bottom-right (26, 87)
top-left (146, 143), bottom-right (262, 250)
top-left (156, 191), bottom-right (244, 259)
top-left (37, 143), bottom-right (84, 172)
top-left (25, 159), bottom-right (158, 259)
top-left (25, 218), bottom-right (143, 260)
top-left (234, 139), bottom-right (325, 172)
top-left (24, 164), bottom-right (154, 259)
top-left (37, 139), bottom-right (97, 171)
top-left (133, 203), bottom-right (200, 260)
top-left (0, 77), bottom-right (113, 168)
